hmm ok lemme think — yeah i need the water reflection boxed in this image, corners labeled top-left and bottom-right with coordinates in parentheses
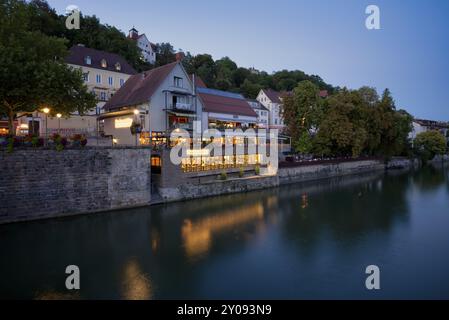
top-left (1, 165), bottom-right (449, 299)
top-left (182, 203), bottom-right (264, 260)
top-left (121, 259), bottom-right (152, 300)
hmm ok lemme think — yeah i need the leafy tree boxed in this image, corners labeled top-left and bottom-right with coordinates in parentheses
top-left (0, 0), bottom-right (96, 134)
top-left (414, 131), bottom-right (447, 163)
top-left (154, 42), bottom-right (176, 67)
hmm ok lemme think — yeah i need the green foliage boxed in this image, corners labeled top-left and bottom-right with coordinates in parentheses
top-left (414, 131), bottom-right (447, 163)
top-left (283, 81), bottom-right (323, 152)
top-left (294, 131), bottom-right (313, 154)
top-left (220, 171), bottom-right (228, 181)
top-left (311, 88), bottom-right (413, 158)
top-left (239, 167), bottom-right (245, 178)
top-left (254, 165), bottom-right (260, 176)
top-left (0, 0), bottom-right (96, 134)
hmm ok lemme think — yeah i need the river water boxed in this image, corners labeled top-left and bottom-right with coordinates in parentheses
top-left (1, 165), bottom-right (449, 299)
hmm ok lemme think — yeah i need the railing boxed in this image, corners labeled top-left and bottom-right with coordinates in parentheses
top-left (170, 103), bottom-right (195, 112)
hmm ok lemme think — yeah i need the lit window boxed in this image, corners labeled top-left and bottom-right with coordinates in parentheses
top-left (115, 63), bottom-right (121, 71)
top-left (174, 76), bottom-right (183, 88)
top-left (85, 56), bottom-right (92, 65)
top-left (101, 59), bottom-right (107, 68)
top-left (96, 74), bottom-right (101, 83)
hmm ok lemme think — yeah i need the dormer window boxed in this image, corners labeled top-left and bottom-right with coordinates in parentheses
top-left (101, 59), bottom-right (107, 68)
top-left (85, 56), bottom-right (92, 65)
top-left (115, 62), bottom-right (121, 71)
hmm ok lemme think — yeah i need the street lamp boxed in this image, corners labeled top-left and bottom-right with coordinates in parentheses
top-left (56, 113), bottom-right (62, 134)
top-left (42, 108), bottom-right (50, 145)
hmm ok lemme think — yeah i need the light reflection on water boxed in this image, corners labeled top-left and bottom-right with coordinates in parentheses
top-left (0, 164), bottom-right (448, 299)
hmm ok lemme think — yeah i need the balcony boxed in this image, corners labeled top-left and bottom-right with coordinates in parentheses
top-left (170, 122), bottom-right (193, 131)
top-left (170, 103), bottom-right (195, 113)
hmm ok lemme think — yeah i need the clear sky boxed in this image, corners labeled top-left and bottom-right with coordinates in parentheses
top-left (48, 0), bottom-right (449, 121)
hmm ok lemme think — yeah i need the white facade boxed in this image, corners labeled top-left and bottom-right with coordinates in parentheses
top-left (247, 100), bottom-right (269, 128)
top-left (409, 120), bottom-right (449, 141)
top-left (137, 34), bottom-right (156, 64)
top-left (129, 28), bottom-right (157, 64)
top-left (256, 90), bottom-right (285, 130)
top-left (103, 63), bottom-right (201, 146)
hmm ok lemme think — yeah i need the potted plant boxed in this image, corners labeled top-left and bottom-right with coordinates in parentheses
top-left (70, 134), bottom-right (87, 148)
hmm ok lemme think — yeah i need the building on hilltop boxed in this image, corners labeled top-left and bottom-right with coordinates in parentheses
top-left (128, 27), bottom-right (157, 65)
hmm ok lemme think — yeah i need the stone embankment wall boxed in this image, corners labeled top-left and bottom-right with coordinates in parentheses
top-left (0, 148), bottom-right (151, 224)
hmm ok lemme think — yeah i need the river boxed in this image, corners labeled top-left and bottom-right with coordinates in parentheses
top-left (1, 165), bottom-right (449, 299)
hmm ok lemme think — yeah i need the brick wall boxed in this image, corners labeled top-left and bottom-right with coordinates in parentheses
top-left (0, 148), bottom-right (151, 224)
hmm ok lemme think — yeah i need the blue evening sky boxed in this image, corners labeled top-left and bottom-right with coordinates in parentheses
top-left (48, 0), bottom-right (449, 120)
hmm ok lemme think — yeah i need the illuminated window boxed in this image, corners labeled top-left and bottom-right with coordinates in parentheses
top-left (101, 59), bottom-right (107, 68)
top-left (115, 62), bottom-right (121, 71)
top-left (85, 56), bottom-right (92, 65)
top-left (114, 117), bottom-right (133, 128)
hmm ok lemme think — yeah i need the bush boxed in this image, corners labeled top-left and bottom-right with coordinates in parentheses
top-left (255, 164), bottom-right (260, 175)
top-left (414, 130), bottom-right (447, 163)
top-left (51, 133), bottom-right (68, 151)
top-left (70, 134), bottom-right (87, 147)
top-left (239, 167), bottom-right (245, 178)
top-left (220, 171), bottom-right (227, 181)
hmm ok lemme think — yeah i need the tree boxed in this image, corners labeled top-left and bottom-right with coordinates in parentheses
top-left (0, 0), bottom-right (96, 134)
top-left (414, 131), bottom-right (447, 163)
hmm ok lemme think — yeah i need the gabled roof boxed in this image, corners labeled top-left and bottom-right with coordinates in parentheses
top-left (198, 88), bottom-right (257, 118)
top-left (262, 88), bottom-right (282, 104)
top-left (65, 45), bottom-right (137, 75)
top-left (103, 62), bottom-right (179, 111)
top-left (246, 99), bottom-right (269, 112)
top-left (414, 119), bottom-right (449, 129)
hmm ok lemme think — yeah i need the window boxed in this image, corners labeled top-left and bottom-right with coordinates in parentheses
top-left (151, 156), bottom-right (162, 174)
top-left (96, 74), bottom-right (101, 83)
top-left (174, 76), bottom-right (183, 88)
top-left (85, 56), bottom-right (92, 65)
top-left (82, 73), bottom-right (89, 82)
top-left (100, 92), bottom-right (107, 101)
top-left (115, 63), bottom-right (121, 71)
top-left (275, 119), bottom-right (278, 125)
top-left (108, 77), bottom-right (113, 85)
top-left (101, 59), bottom-right (107, 68)
top-left (120, 79), bottom-right (125, 87)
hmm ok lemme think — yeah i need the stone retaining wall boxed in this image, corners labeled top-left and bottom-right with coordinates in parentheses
top-left (0, 148), bottom-right (151, 224)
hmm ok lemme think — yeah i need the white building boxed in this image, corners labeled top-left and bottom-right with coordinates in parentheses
top-left (256, 89), bottom-right (286, 131)
top-left (15, 45), bottom-right (136, 138)
top-left (128, 27), bottom-right (157, 65)
top-left (409, 119), bottom-right (449, 140)
top-left (101, 61), bottom-right (200, 146)
top-left (246, 99), bottom-right (269, 128)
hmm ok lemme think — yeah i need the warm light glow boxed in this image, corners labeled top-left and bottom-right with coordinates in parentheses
top-left (19, 124), bottom-right (29, 129)
top-left (133, 109), bottom-right (140, 115)
top-left (182, 203), bottom-right (264, 258)
top-left (114, 117), bottom-right (133, 129)
top-left (186, 149), bottom-right (210, 157)
top-left (121, 260), bottom-right (152, 300)
top-left (113, 138), bottom-right (118, 144)
top-left (56, 113), bottom-right (62, 118)
top-left (42, 108), bottom-right (50, 114)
